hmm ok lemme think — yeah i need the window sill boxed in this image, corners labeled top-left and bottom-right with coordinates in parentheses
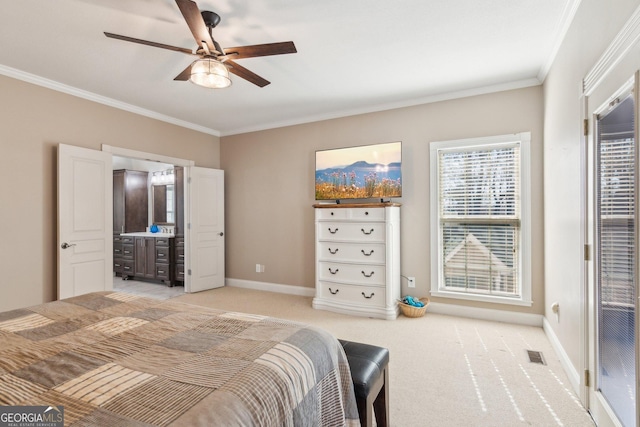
top-left (430, 290), bottom-right (533, 307)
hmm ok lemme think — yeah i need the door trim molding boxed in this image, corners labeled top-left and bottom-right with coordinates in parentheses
top-left (101, 145), bottom-right (195, 167)
top-left (583, 4), bottom-right (640, 96)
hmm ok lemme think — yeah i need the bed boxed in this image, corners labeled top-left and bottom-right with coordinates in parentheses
top-left (0, 292), bottom-right (360, 426)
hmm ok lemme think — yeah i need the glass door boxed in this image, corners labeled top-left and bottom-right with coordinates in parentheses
top-left (591, 80), bottom-right (638, 427)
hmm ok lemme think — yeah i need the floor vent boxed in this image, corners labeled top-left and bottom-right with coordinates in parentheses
top-left (527, 350), bottom-right (546, 365)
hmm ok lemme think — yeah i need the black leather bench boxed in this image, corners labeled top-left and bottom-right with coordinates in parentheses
top-left (339, 339), bottom-right (389, 427)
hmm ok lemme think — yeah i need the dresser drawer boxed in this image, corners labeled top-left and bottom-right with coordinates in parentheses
top-left (155, 264), bottom-right (170, 280)
top-left (176, 264), bottom-right (185, 280)
top-left (175, 245), bottom-right (185, 263)
top-left (113, 242), bottom-right (123, 257)
top-left (318, 222), bottom-right (386, 242)
top-left (156, 246), bottom-right (170, 263)
top-left (316, 208), bottom-right (349, 220)
top-left (121, 244), bottom-right (134, 259)
top-left (120, 236), bottom-right (135, 244)
top-left (318, 282), bottom-right (385, 308)
top-left (318, 242), bottom-right (385, 264)
top-left (155, 237), bottom-right (172, 247)
top-left (350, 208), bottom-right (385, 221)
top-left (121, 260), bottom-right (134, 275)
top-left (318, 262), bottom-right (385, 285)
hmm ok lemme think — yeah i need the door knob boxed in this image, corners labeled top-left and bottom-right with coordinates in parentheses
top-left (61, 242), bottom-right (76, 249)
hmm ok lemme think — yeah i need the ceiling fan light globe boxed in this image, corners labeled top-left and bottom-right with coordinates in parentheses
top-left (189, 58), bottom-right (231, 89)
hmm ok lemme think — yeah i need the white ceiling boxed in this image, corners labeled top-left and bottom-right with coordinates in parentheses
top-left (0, 0), bottom-right (578, 136)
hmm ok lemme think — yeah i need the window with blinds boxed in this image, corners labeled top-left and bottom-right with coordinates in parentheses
top-left (430, 133), bottom-right (531, 305)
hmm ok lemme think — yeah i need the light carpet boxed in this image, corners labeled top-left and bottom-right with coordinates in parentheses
top-left (155, 286), bottom-right (593, 426)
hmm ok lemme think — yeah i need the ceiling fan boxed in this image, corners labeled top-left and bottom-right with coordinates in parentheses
top-left (104, 0), bottom-right (297, 88)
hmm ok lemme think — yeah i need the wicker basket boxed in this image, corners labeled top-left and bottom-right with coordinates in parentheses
top-left (398, 297), bottom-right (430, 318)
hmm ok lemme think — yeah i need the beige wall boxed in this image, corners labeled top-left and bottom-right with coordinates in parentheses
top-left (0, 75), bottom-right (220, 312)
top-left (543, 0), bottom-right (640, 380)
top-left (221, 85), bottom-right (544, 315)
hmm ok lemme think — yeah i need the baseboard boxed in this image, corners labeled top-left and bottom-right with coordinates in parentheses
top-left (427, 301), bottom-right (544, 326)
top-left (225, 278), bottom-right (316, 297)
top-left (542, 317), bottom-right (581, 395)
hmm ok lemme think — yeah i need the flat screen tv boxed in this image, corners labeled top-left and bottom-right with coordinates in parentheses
top-left (315, 141), bottom-right (402, 201)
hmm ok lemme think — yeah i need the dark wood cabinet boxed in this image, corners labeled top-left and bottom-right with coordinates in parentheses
top-left (134, 237), bottom-right (156, 279)
top-left (175, 237), bottom-right (185, 283)
top-left (113, 170), bottom-right (148, 234)
top-left (174, 167), bottom-right (185, 284)
top-left (113, 169), bottom-right (180, 287)
top-left (114, 170), bottom-right (148, 278)
top-left (155, 236), bottom-right (175, 286)
top-left (114, 235), bottom-right (134, 279)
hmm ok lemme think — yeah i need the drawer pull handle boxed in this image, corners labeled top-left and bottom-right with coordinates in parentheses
top-left (124, 266), bottom-right (130, 270)
top-left (329, 268), bottom-right (339, 275)
top-left (361, 228), bottom-right (374, 235)
top-left (362, 292), bottom-right (375, 299)
top-left (328, 248), bottom-right (339, 254)
top-left (329, 288), bottom-right (339, 295)
top-left (361, 249), bottom-right (374, 256)
top-left (328, 227), bottom-right (339, 234)
top-left (114, 249), bottom-right (121, 253)
top-left (114, 263), bottom-right (121, 267)
top-left (365, 211), bottom-right (369, 215)
top-left (361, 271), bottom-right (375, 278)
top-left (158, 253), bottom-right (165, 257)
top-left (158, 270), bottom-right (165, 274)
top-left (179, 255), bottom-right (185, 258)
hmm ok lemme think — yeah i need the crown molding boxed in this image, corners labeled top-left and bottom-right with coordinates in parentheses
top-left (0, 64), bottom-right (221, 137)
top-left (583, 3), bottom-right (640, 95)
top-left (221, 78), bottom-right (541, 136)
top-left (537, 0), bottom-right (582, 82)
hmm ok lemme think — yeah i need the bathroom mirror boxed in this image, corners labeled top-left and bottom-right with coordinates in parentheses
top-left (152, 184), bottom-right (174, 224)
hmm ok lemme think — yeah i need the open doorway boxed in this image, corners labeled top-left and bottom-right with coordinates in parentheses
top-left (112, 155), bottom-right (186, 298)
top-left (58, 144), bottom-right (225, 300)
top-left (103, 144), bottom-right (226, 296)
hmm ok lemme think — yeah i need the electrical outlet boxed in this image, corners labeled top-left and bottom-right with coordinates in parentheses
top-left (256, 264), bottom-right (261, 273)
top-left (408, 276), bottom-right (416, 288)
top-left (261, 264), bottom-right (265, 273)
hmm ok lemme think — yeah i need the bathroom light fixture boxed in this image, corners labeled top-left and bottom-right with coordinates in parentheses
top-left (151, 170), bottom-right (174, 185)
top-left (189, 58), bottom-right (231, 89)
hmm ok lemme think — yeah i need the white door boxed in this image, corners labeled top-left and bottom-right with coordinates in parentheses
top-left (186, 167), bottom-right (224, 292)
top-left (585, 74), bottom-right (639, 427)
top-left (58, 144), bottom-right (113, 299)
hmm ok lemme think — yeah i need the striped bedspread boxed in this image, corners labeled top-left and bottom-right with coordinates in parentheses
top-left (0, 292), bottom-right (360, 426)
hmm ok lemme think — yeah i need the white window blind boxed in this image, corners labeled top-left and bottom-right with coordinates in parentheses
top-left (597, 108), bottom-right (636, 308)
top-left (430, 133), bottom-right (531, 305)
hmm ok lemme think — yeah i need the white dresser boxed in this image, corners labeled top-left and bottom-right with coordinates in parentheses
top-left (312, 203), bottom-right (400, 320)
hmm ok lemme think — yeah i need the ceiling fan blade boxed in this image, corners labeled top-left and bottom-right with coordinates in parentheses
top-left (175, 0), bottom-right (218, 54)
top-left (173, 64), bottom-right (193, 81)
top-left (225, 60), bottom-right (270, 87)
top-left (104, 32), bottom-right (194, 55)
top-left (224, 41), bottom-right (297, 60)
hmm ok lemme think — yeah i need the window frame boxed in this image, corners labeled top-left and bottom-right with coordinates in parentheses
top-left (429, 132), bottom-right (532, 306)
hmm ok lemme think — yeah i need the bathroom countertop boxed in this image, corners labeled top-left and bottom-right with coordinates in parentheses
top-left (120, 232), bottom-right (175, 238)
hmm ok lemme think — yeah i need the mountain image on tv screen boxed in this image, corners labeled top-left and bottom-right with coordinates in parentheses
top-left (315, 141), bottom-right (402, 200)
